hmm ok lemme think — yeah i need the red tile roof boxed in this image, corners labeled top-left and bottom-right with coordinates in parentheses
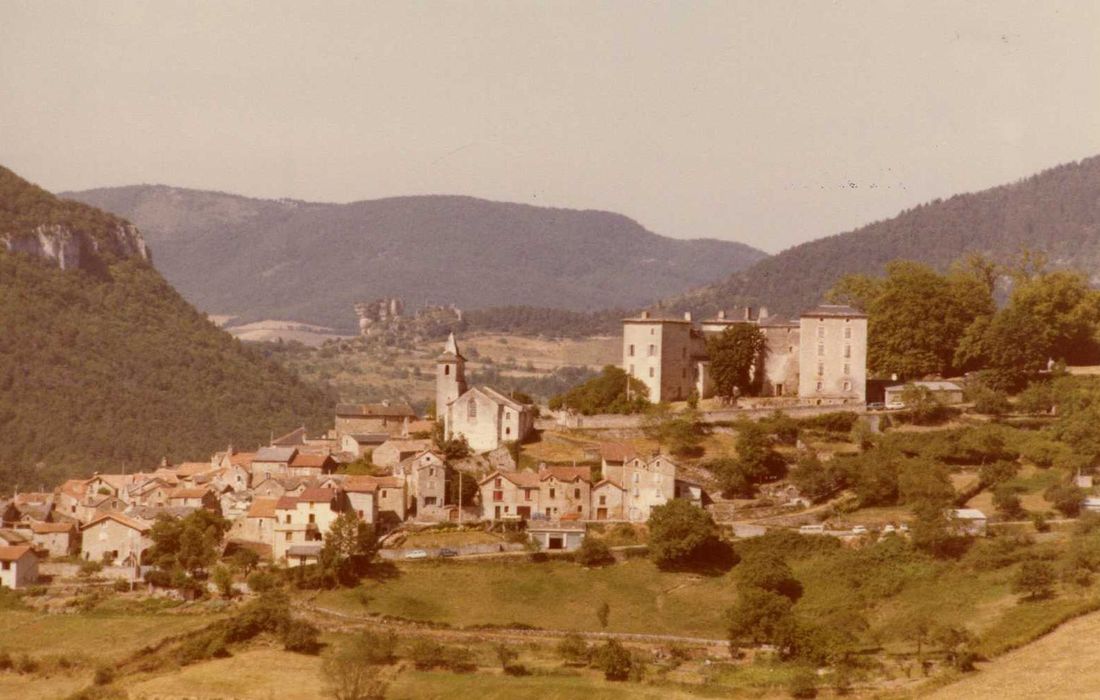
top-left (298, 487), bottom-right (336, 503)
top-left (275, 496), bottom-right (299, 510)
top-left (599, 442), bottom-right (636, 463)
top-left (539, 466), bottom-right (592, 483)
top-left (247, 498), bottom-right (279, 518)
top-left (0, 545), bottom-right (34, 562)
top-left (289, 453), bottom-right (334, 469)
top-left (81, 512), bottom-right (151, 533)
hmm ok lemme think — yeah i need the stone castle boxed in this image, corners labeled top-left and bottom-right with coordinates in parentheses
top-left (622, 304), bottom-right (867, 404)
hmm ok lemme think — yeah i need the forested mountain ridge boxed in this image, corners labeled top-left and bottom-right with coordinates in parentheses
top-left (0, 165), bottom-right (333, 491)
top-left (61, 186), bottom-right (768, 330)
top-left (663, 155), bottom-right (1100, 317)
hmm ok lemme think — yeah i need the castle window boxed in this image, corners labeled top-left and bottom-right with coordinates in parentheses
top-left (844, 327), bottom-right (851, 339)
top-left (444, 365), bottom-right (450, 376)
top-left (844, 363), bottom-right (850, 375)
top-left (817, 363), bottom-right (824, 376)
top-left (629, 365), bottom-right (634, 376)
top-left (629, 344), bottom-right (635, 357)
top-left (816, 381), bottom-right (823, 392)
top-left (817, 344), bottom-right (824, 356)
top-left (817, 325), bottom-right (824, 338)
top-left (649, 367), bottom-right (655, 378)
top-left (844, 345), bottom-right (851, 359)
top-left (648, 344), bottom-right (656, 356)
top-left (506, 427), bottom-right (511, 436)
top-left (467, 399), bottom-right (477, 420)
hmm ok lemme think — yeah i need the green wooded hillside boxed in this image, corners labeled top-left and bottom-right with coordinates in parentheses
top-left (666, 155), bottom-right (1100, 316)
top-left (0, 167), bottom-right (333, 491)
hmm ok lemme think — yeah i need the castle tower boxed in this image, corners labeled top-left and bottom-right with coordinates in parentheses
top-left (436, 332), bottom-right (467, 419)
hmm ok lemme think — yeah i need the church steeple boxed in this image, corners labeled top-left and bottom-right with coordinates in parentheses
top-left (436, 332), bottom-right (467, 419)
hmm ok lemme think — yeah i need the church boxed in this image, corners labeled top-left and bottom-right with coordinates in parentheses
top-left (437, 333), bottom-right (536, 452)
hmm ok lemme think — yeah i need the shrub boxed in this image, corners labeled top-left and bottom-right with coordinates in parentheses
top-left (735, 551), bottom-right (803, 601)
top-left (575, 537), bottom-right (615, 567)
top-left (556, 632), bottom-right (590, 666)
top-left (799, 411), bottom-right (859, 433)
top-left (409, 639), bottom-right (445, 670)
top-left (648, 499), bottom-right (733, 572)
top-left (112, 579), bottom-right (130, 593)
top-left (1013, 560), bottom-right (1056, 600)
top-left (1044, 483), bottom-right (1085, 517)
top-left (79, 560), bottom-right (103, 577)
top-left (15, 653), bottom-right (38, 674)
top-left (442, 646), bottom-right (477, 673)
top-left (282, 619), bottom-right (321, 654)
top-left (246, 570), bottom-right (278, 593)
top-left (0, 650), bottom-right (13, 670)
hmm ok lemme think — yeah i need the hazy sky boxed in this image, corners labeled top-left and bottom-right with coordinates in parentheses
top-left (2, 1), bottom-right (1098, 253)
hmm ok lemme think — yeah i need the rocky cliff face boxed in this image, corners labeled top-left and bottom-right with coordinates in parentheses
top-left (2, 222), bottom-right (149, 271)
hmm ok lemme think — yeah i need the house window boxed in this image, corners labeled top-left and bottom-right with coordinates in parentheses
top-left (844, 327), bottom-right (851, 339)
top-left (444, 365), bottom-right (450, 375)
top-left (506, 427), bottom-right (511, 436)
top-left (525, 490), bottom-right (532, 501)
top-left (467, 399), bottom-right (477, 420)
top-left (577, 505), bottom-right (583, 513)
top-left (549, 488), bottom-right (556, 499)
top-left (308, 514), bottom-right (316, 524)
top-left (381, 490), bottom-right (387, 498)
top-left (495, 477), bottom-right (502, 488)
top-left (629, 344), bottom-right (635, 357)
top-left (648, 367), bottom-right (655, 378)
top-left (284, 514), bottom-right (291, 524)
top-left (1, 562), bottom-right (8, 571)
top-left (633, 472), bottom-right (639, 483)
top-left (545, 508), bottom-right (552, 517)
top-left (844, 345), bottom-right (851, 359)
top-left (493, 490), bottom-right (503, 502)
top-left (843, 381), bottom-right (852, 392)
top-left (574, 488), bottom-right (580, 499)
top-left (285, 532), bottom-right (292, 541)
top-left (429, 467), bottom-right (435, 477)
top-left (633, 487), bottom-right (640, 497)
top-left (599, 495), bottom-right (606, 505)
top-left (503, 505), bottom-right (509, 513)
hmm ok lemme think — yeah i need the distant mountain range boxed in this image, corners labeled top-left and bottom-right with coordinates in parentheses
top-left (0, 165), bottom-right (332, 489)
top-left (664, 155), bottom-right (1100, 317)
top-left (61, 186), bottom-right (768, 331)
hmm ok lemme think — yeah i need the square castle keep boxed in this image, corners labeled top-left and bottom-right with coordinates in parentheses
top-left (622, 304), bottom-right (867, 405)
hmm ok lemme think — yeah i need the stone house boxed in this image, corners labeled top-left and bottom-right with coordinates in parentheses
top-left (335, 402), bottom-right (418, 436)
top-left (340, 477), bottom-right (379, 525)
top-left (287, 452), bottom-right (337, 478)
top-left (232, 498), bottom-right (278, 551)
top-left (373, 439), bottom-right (434, 469)
top-left (127, 477), bottom-right (173, 508)
top-left (251, 447), bottom-right (298, 484)
top-left (591, 479), bottom-right (625, 521)
top-left (0, 545), bottom-right (38, 589)
top-left (479, 470), bottom-right (541, 521)
top-left (603, 454), bottom-right (677, 522)
top-left (29, 521), bottom-right (77, 557)
top-left (80, 512), bottom-right (152, 566)
top-left (344, 475), bottom-right (406, 525)
top-left (166, 487), bottom-right (220, 512)
top-left (55, 479), bottom-right (90, 520)
top-left (394, 450), bottom-right (449, 516)
top-left (338, 432), bottom-right (390, 459)
top-left (272, 488), bottom-right (345, 563)
top-left (798, 305), bottom-right (868, 403)
top-left (537, 466), bottom-right (592, 521)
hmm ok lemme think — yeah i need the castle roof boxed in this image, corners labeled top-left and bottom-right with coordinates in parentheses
top-left (800, 304), bottom-right (867, 319)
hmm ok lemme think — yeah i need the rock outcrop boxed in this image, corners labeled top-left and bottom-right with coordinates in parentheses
top-left (2, 222), bottom-right (149, 271)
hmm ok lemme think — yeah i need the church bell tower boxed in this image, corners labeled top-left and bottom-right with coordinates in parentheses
top-left (436, 332), bottom-right (467, 420)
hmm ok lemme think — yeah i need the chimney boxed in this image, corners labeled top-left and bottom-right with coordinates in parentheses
top-left (743, 307), bottom-right (752, 321)
top-left (683, 311), bottom-right (692, 322)
top-left (717, 310), bottom-right (726, 320)
top-left (759, 306), bottom-right (769, 320)
top-left (641, 310), bottom-right (650, 320)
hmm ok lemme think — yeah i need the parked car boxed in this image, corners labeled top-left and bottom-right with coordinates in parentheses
top-left (798, 524), bottom-right (826, 535)
top-left (439, 548), bottom-right (458, 558)
top-left (405, 549), bottom-right (428, 560)
top-left (867, 402), bottom-right (885, 410)
top-left (851, 525), bottom-right (868, 535)
top-left (886, 401), bottom-right (905, 410)
top-left (882, 524), bottom-right (896, 534)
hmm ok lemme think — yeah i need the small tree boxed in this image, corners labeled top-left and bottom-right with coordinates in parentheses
top-left (735, 551), bottom-right (803, 601)
top-left (1013, 560), bottom-right (1056, 600)
top-left (575, 537), bottom-right (615, 567)
top-left (726, 587), bottom-right (795, 651)
top-left (212, 565), bottom-right (235, 598)
top-left (596, 601), bottom-right (611, 630)
top-left (556, 632), bottom-right (589, 666)
top-left (231, 548), bottom-right (260, 574)
top-left (1044, 483), bottom-right (1085, 517)
top-left (323, 642), bottom-right (389, 700)
top-left (321, 512), bottom-right (379, 586)
top-left (494, 642), bottom-right (519, 671)
top-left (992, 485), bottom-right (1026, 520)
top-left (593, 639), bottom-right (632, 681)
top-left (647, 500), bottom-right (727, 571)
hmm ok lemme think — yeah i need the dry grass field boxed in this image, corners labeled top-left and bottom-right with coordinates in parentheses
top-left (926, 609), bottom-right (1100, 699)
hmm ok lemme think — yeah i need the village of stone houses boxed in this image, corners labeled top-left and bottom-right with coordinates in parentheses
top-left (13, 271), bottom-right (1100, 700)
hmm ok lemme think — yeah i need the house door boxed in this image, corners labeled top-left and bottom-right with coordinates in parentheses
top-left (494, 506), bottom-right (501, 519)
top-left (596, 508), bottom-right (607, 520)
top-left (548, 536), bottom-right (564, 550)
top-left (517, 506), bottom-right (531, 519)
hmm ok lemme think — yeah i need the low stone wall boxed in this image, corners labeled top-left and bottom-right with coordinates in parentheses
top-left (542, 402), bottom-right (866, 431)
top-left (380, 542), bottom-right (527, 560)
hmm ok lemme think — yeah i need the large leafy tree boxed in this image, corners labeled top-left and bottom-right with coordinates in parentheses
top-left (548, 365), bottom-right (649, 414)
top-left (147, 510), bottom-right (230, 580)
top-left (706, 325), bottom-right (766, 402)
top-left (321, 512), bottom-right (379, 586)
top-left (831, 259), bottom-right (993, 378)
top-left (647, 500), bottom-right (727, 571)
